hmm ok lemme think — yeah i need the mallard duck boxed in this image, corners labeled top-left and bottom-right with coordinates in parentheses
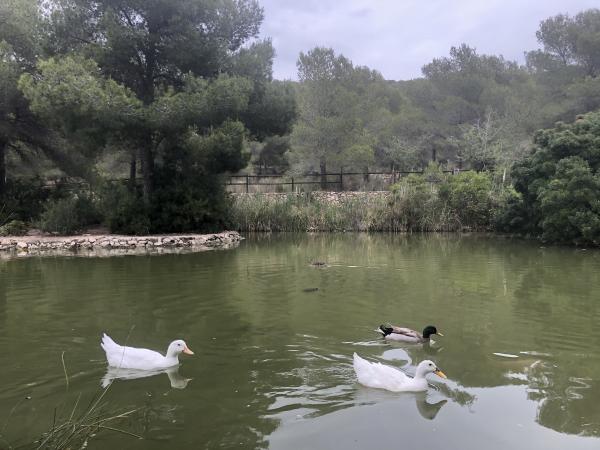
top-left (101, 333), bottom-right (194, 370)
top-left (353, 353), bottom-right (446, 392)
top-left (377, 324), bottom-right (443, 343)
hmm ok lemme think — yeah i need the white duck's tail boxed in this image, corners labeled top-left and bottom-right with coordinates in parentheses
top-left (101, 333), bottom-right (120, 354)
top-left (353, 352), bottom-right (372, 385)
top-left (353, 352), bottom-right (362, 367)
top-left (101, 333), bottom-right (126, 367)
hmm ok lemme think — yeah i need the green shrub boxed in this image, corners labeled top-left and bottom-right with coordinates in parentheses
top-left (0, 220), bottom-right (29, 236)
top-left (389, 174), bottom-right (455, 231)
top-left (444, 172), bottom-right (494, 229)
top-left (149, 168), bottom-right (230, 233)
top-left (97, 170), bottom-right (233, 235)
top-left (389, 174), bottom-right (452, 231)
top-left (491, 186), bottom-right (522, 231)
top-left (0, 178), bottom-right (51, 222)
top-left (504, 110), bottom-right (600, 245)
top-left (422, 161), bottom-right (446, 183)
top-left (537, 157), bottom-right (600, 244)
top-left (97, 183), bottom-right (151, 235)
top-left (38, 194), bottom-right (101, 235)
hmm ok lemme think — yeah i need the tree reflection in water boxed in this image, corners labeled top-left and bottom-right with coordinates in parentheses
top-left (525, 358), bottom-right (600, 437)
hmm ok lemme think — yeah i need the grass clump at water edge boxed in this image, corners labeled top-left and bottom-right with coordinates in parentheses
top-left (229, 171), bottom-right (513, 233)
top-left (31, 392), bottom-right (140, 450)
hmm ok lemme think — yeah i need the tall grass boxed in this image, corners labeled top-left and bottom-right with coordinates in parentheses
top-left (33, 391), bottom-right (140, 450)
top-left (230, 193), bottom-right (377, 232)
top-left (229, 172), bottom-right (514, 233)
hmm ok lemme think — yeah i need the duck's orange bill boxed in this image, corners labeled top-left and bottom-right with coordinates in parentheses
top-left (183, 346), bottom-right (194, 355)
top-left (434, 369), bottom-right (447, 379)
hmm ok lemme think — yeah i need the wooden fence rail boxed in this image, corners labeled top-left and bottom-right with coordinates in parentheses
top-left (36, 169), bottom-right (468, 194)
top-left (225, 169), bottom-right (465, 193)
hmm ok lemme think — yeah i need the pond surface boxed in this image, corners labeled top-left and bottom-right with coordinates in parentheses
top-left (1, 234), bottom-right (600, 449)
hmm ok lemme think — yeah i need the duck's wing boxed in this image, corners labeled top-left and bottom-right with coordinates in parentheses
top-left (115, 347), bottom-right (167, 369)
top-left (390, 326), bottom-right (421, 339)
top-left (101, 334), bottom-right (165, 369)
top-left (353, 353), bottom-right (409, 390)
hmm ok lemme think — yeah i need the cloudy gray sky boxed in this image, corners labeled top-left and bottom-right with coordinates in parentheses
top-left (258, 0), bottom-right (599, 81)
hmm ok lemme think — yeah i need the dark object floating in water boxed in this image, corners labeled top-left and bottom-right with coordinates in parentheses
top-left (310, 261), bottom-right (327, 266)
top-left (302, 287), bottom-right (319, 293)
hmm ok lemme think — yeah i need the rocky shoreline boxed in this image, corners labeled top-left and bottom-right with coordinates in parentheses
top-left (0, 231), bottom-right (243, 258)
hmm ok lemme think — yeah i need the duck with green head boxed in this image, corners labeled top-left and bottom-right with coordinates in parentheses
top-left (377, 324), bottom-right (443, 343)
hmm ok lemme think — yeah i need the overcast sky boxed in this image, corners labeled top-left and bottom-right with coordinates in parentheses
top-left (258, 0), bottom-right (599, 81)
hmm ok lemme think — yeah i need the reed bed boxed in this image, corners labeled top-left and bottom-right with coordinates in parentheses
top-left (229, 173), bottom-right (511, 233)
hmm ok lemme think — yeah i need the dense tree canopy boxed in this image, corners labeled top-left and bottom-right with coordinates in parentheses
top-left (501, 111), bottom-right (600, 245)
top-left (0, 0), bottom-right (46, 196)
top-left (289, 47), bottom-right (423, 185)
top-left (1, 0), bottom-right (297, 233)
top-left (42, 0), bottom-right (293, 204)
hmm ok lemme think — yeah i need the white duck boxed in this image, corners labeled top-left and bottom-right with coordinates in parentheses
top-left (101, 333), bottom-right (194, 370)
top-left (353, 352), bottom-right (446, 392)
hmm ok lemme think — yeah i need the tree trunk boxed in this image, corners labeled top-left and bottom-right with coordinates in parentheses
top-left (320, 159), bottom-right (327, 190)
top-left (140, 141), bottom-right (154, 203)
top-left (0, 140), bottom-right (6, 197)
top-left (128, 150), bottom-right (137, 192)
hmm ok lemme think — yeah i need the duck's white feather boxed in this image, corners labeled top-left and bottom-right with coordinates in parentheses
top-left (353, 352), bottom-right (428, 392)
top-left (101, 333), bottom-right (179, 370)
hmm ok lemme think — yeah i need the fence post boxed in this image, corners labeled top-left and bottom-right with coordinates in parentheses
top-left (339, 169), bottom-right (343, 191)
top-left (291, 177), bottom-right (294, 193)
top-left (246, 175), bottom-right (249, 193)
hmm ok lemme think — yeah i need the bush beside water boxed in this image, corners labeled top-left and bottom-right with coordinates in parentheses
top-left (38, 195), bottom-right (101, 235)
top-left (498, 110), bottom-right (600, 246)
top-left (229, 171), bottom-right (511, 233)
top-left (0, 174), bottom-right (233, 236)
top-left (0, 220), bottom-right (28, 236)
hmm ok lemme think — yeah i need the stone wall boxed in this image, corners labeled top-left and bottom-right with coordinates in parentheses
top-left (231, 191), bottom-right (391, 204)
top-left (0, 231), bottom-right (243, 258)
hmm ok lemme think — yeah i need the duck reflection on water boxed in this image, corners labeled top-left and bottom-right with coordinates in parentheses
top-left (352, 387), bottom-right (449, 420)
top-left (101, 365), bottom-right (192, 389)
top-left (415, 393), bottom-right (448, 420)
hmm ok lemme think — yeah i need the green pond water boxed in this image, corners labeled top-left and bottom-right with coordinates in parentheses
top-left (1, 233), bottom-right (600, 449)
